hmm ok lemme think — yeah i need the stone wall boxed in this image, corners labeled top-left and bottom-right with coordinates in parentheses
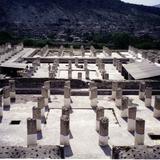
top-left (112, 145), bottom-right (160, 159)
top-left (0, 145), bottom-right (64, 158)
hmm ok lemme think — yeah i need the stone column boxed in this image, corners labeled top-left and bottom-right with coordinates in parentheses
top-left (115, 88), bottom-right (122, 108)
top-left (128, 106), bottom-right (137, 132)
top-left (85, 69), bottom-right (89, 79)
top-left (0, 95), bottom-right (3, 117)
top-left (60, 115), bottom-right (70, 146)
top-left (121, 96), bottom-right (129, 118)
top-left (32, 106), bottom-right (41, 132)
top-left (154, 96), bottom-right (160, 118)
top-left (62, 106), bottom-right (70, 117)
top-left (118, 61), bottom-right (122, 73)
top-left (64, 86), bottom-right (71, 107)
top-left (3, 86), bottom-right (10, 109)
top-left (135, 118), bottom-right (145, 145)
top-left (38, 96), bottom-right (45, 117)
top-left (9, 80), bottom-right (16, 102)
top-left (75, 58), bottom-right (78, 67)
top-left (145, 87), bottom-right (152, 107)
top-left (90, 86), bottom-right (98, 108)
top-left (44, 81), bottom-right (51, 101)
top-left (48, 64), bottom-right (51, 72)
top-left (65, 81), bottom-right (71, 88)
top-left (99, 117), bottom-right (109, 146)
top-left (84, 60), bottom-right (88, 70)
top-left (116, 60), bottom-right (120, 70)
top-left (41, 86), bottom-right (48, 108)
top-left (96, 106), bottom-right (104, 132)
top-left (89, 82), bottom-right (96, 99)
top-left (78, 72), bottom-right (82, 80)
top-left (112, 82), bottom-right (118, 99)
top-left (27, 118), bottom-right (37, 146)
top-left (68, 69), bottom-right (72, 79)
top-left (139, 82), bottom-right (146, 100)
top-left (68, 60), bottom-right (72, 70)
top-left (103, 73), bottom-right (109, 80)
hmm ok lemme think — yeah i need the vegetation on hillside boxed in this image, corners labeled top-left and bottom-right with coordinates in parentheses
top-left (0, 31), bottom-right (159, 50)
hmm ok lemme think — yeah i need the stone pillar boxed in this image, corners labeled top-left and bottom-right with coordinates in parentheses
top-left (44, 81), bottom-right (51, 101)
top-left (62, 106), bottom-right (70, 117)
top-left (84, 60), bottom-right (88, 70)
top-left (112, 82), bottom-right (118, 99)
top-left (64, 86), bottom-right (71, 107)
top-left (41, 86), bottom-right (48, 108)
top-left (115, 88), bottom-right (122, 108)
top-left (9, 80), bottom-right (16, 102)
top-left (121, 96), bottom-right (129, 118)
top-left (0, 95), bottom-right (3, 117)
top-left (48, 64), bottom-right (51, 72)
top-left (145, 87), bottom-right (152, 107)
top-left (118, 61), bottom-right (122, 73)
top-left (60, 115), bottom-right (70, 146)
top-left (78, 72), bottom-right (82, 80)
top-left (3, 86), bottom-right (10, 109)
top-left (96, 106), bottom-right (104, 132)
top-left (154, 96), bottom-right (160, 118)
top-left (99, 117), bottom-right (109, 146)
top-left (139, 82), bottom-right (146, 100)
top-left (89, 82), bottom-right (96, 99)
top-left (85, 69), bottom-right (89, 79)
top-left (103, 73), bottom-right (109, 80)
top-left (90, 86), bottom-right (98, 108)
top-left (38, 96), bottom-right (45, 117)
top-left (68, 60), bottom-right (72, 70)
top-left (27, 118), bottom-right (37, 146)
top-left (75, 58), bottom-right (78, 67)
top-left (68, 69), bottom-right (72, 79)
top-left (135, 118), bottom-right (145, 145)
top-left (32, 106), bottom-right (41, 132)
top-left (116, 60), bottom-right (120, 70)
top-left (65, 81), bottom-right (71, 88)
top-left (128, 106), bottom-right (137, 132)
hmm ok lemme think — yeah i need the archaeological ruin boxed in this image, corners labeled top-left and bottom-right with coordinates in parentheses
top-left (0, 43), bottom-right (160, 158)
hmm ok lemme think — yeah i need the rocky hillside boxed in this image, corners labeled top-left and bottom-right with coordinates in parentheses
top-left (0, 0), bottom-right (160, 38)
top-left (155, 4), bottom-right (160, 8)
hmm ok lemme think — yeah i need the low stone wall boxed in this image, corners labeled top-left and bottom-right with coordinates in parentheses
top-left (24, 57), bottom-right (130, 64)
top-left (112, 145), bottom-right (160, 159)
top-left (0, 145), bottom-right (64, 158)
top-left (1, 79), bottom-right (160, 95)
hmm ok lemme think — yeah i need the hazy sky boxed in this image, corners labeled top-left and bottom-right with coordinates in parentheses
top-left (121, 0), bottom-right (160, 6)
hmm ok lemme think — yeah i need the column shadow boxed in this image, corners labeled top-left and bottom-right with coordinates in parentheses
top-left (37, 131), bottom-right (43, 140)
top-left (64, 145), bottom-right (73, 157)
top-left (3, 105), bottom-right (10, 111)
top-left (0, 117), bottom-right (2, 123)
top-left (100, 145), bottom-right (111, 156)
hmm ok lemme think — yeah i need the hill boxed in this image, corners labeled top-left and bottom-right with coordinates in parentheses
top-left (0, 0), bottom-right (160, 38)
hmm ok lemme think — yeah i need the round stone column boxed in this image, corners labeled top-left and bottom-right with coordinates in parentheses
top-left (154, 96), bottom-right (160, 118)
top-left (99, 117), bottom-right (109, 146)
top-left (9, 80), bottom-right (16, 102)
top-left (3, 86), bottom-right (10, 109)
top-left (121, 96), bottom-right (129, 118)
top-left (96, 106), bottom-right (104, 132)
top-left (27, 118), bottom-right (37, 146)
top-left (60, 115), bottom-right (70, 146)
top-left (145, 87), bottom-right (152, 107)
top-left (128, 106), bottom-right (137, 132)
top-left (135, 118), bottom-right (145, 145)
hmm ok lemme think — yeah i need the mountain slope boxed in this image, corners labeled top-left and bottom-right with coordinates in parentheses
top-left (154, 4), bottom-right (160, 8)
top-left (0, 0), bottom-right (160, 38)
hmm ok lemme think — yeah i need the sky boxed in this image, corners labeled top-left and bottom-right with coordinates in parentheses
top-left (121, 0), bottom-right (160, 6)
